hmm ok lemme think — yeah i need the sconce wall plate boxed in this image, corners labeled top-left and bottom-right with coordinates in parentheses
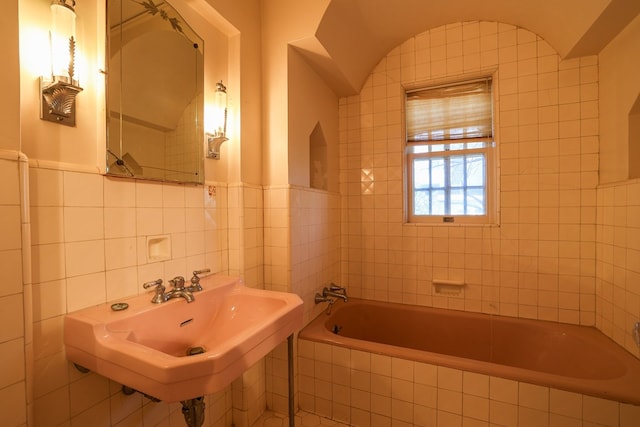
top-left (206, 134), bottom-right (229, 160)
top-left (40, 77), bottom-right (83, 127)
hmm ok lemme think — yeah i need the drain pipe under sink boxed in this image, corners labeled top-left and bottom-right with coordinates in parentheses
top-left (180, 346), bottom-right (207, 427)
top-left (181, 397), bottom-right (206, 427)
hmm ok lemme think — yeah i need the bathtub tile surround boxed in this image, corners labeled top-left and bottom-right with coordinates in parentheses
top-left (340, 21), bottom-right (599, 324)
top-left (312, 18), bottom-right (640, 427)
top-left (298, 340), bottom-right (640, 426)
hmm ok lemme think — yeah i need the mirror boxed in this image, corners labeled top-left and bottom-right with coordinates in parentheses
top-left (106, 0), bottom-right (204, 184)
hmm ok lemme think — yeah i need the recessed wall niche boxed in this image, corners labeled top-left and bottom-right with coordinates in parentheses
top-left (309, 122), bottom-right (327, 190)
top-left (630, 93), bottom-right (640, 179)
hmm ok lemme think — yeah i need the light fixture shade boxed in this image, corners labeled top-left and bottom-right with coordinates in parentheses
top-left (50, 0), bottom-right (77, 82)
top-left (211, 81), bottom-right (228, 138)
top-left (205, 81), bottom-right (229, 159)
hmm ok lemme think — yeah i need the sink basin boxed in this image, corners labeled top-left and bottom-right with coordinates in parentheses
top-left (64, 275), bottom-right (303, 402)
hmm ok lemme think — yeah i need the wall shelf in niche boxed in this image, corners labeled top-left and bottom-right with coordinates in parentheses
top-left (309, 122), bottom-right (327, 191)
top-left (147, 235), bottom-right (171, 262)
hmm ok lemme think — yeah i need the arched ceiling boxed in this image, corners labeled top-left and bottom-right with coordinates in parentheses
top-left (290, 0), bottom-right (640, 96)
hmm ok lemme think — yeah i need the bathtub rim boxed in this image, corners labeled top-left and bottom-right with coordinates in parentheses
top-left (299, 298), bottom-right (640, 406)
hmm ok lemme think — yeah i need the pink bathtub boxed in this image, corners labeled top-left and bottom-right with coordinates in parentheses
top-left (299, 298), bottom-right (640, 405)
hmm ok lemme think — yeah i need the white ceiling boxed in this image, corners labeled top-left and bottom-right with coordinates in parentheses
top-left (291, 0), bottom-right (640, 95)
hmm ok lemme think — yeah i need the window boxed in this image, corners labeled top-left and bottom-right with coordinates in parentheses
top-left (405, 78), bottom-right (495, 224)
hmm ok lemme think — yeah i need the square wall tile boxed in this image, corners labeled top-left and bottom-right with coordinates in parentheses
top-left (0, 249), bottom-right (22, 297)
top-left (65, 240), bottom-right (105, 277)
top-left (136, 208), bottom-right (163, 236)
top-left (135, 181), bottom-right (163, 208)
top-left (69, 373), bottom-right (110, 417)
top-left (0, 206), bottom-right (21, 251)
top-left (30, 168), bottom-right (64, 207)
top-left (0, 159), bottom-right (20, 206)
top-left (33, 316), bottom-right (64, 359)
top-left (31, 206), bottom-right (64, 245)
top-left (66, 272), bottom-right (106, 312)
top-left (0, 382), bottom-right (27, 426)
top-left (185, 186), bottom-right (205, 208)
top-left (33, 351), bottom-right (68, 399)
top-left (162, 184), bottom-right (185, 207)
top-left (104, 207), bottom-right (136, 239)
top-left (64, 207), bottom-right (104, 242)
top-left (0, 294), bottom-right (24, 342)
top-left (582, 395), bottom-right (619, 426)
top-left (63, 172), bottom-right (103, 207)
top-left (163, 208), bottom-right (186, 233)
top-left (106, 266), bottom-right (140, 301)
top-left (32, 243), bottom-right (66, 284)
top-left (0, 338), bottom-right (25, 388)
top-left (33, 280), bottom-right (66, 322)
top-left (105, 238), bottom-right (137, 270)
top-left (104, 177), bottom-right (136, 207)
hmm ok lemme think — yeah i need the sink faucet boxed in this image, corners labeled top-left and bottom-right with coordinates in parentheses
top-left (143, 270), bottom-right (209, 304)
top-left (165, 276), bottom-right (195, 302)
top-left (322, 283), bottom-right (348, 302)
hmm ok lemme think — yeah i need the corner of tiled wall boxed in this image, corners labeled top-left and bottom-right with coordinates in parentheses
top-left (596, 179), bottom-right (640, 358)
top-left (0, 156), bottom-right (28, 426)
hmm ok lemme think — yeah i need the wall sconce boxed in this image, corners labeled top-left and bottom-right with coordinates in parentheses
top-left (40, 0), bottom-right (83, 127)
top-left (205, 81), bottom-right (229, 159)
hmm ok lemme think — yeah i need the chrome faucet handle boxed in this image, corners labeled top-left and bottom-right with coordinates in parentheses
top-left (315, 293), bottom-right (336, 315)
top-left (143, 279), bottom-right (166, 304)
top-left (143, 279), bottom-right (164, 290)
top-left (328, 283), bottom-right (347, 295)
top-left (169, 276), bottom-right (186, 290)
top-left (192, 269), bottom-right (211, 280)
top-left (189, 269), bottom-right (211, 291)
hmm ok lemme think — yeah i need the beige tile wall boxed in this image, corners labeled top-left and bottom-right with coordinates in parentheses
top-left (264, 185), bottom-right (341, 416)
top-left (290, 186), bottom-right (341, 323)
top-left (226, 184), bottom-right (266, 427)
top-left (242, 184), bottom-right (265, 287)
top-left (298, 339), bottom-right (640, 427)
top-left (28, 167), bottom-right (232, 426)
top-left (596, 179), bottom-right (640, 358)
top-left (0, 157), bottom-right (27, 426)
top-left (339, 21), bottom-right (599, 325)
top-left (264, 186), bottom-right (292, 294)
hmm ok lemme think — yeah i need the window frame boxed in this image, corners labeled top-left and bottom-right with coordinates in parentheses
top-left (404, 76), bottom-right (498, 225)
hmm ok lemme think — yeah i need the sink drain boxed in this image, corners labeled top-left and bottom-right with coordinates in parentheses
top-left (186, 346), bottom-right (206, 356)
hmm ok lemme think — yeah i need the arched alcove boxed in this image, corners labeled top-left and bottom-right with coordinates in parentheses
top-left (309, 121), bottom-right (327, 190)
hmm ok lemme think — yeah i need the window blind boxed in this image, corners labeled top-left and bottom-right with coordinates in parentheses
top-left (406, 79), bottom-right (492, 143)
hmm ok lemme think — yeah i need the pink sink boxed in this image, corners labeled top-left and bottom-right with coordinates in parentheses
top-left (64, 275), bottom-right (303, 402)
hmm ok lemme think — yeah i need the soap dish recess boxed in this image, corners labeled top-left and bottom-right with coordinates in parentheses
top-left (147, 235), bottom-right (171, 262)
top-left (433, 279), bottom-right (465, 296)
